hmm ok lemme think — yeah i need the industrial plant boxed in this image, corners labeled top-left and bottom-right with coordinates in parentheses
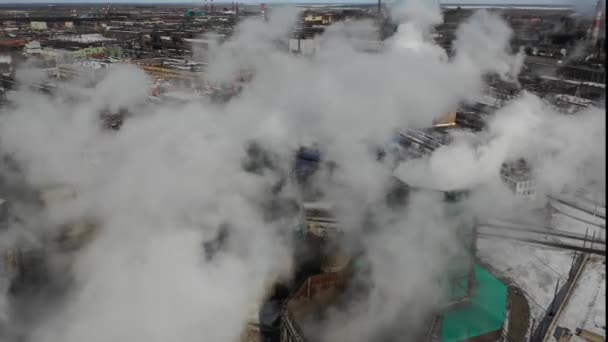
top-left (0, 1), bottom-right (605, 342)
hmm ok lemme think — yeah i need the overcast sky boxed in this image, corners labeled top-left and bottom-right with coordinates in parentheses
top-left (0, 0), bottom-right (594, 5)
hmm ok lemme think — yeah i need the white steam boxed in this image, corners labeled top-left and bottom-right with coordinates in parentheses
top-left (0, 4), bottom-right (604, 342)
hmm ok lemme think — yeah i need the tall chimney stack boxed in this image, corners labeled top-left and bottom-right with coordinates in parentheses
top-left (377, 0), bottom-right (381, 16)
top-left (261, 3), bottom-right (267, 21)
top-left (591, 0), bottom-right (603, 47)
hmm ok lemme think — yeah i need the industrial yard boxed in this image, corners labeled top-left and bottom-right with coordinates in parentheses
top-left (0, 1), bottom-right (605, 342)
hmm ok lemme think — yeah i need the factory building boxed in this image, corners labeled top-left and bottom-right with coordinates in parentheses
top-left (500, 159), bottom-right (537, 202)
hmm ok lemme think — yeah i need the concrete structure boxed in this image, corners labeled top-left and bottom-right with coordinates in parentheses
top-left (500, 159), bottom-right (537, 201)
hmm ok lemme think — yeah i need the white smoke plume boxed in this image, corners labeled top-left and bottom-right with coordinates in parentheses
top-left (398, 92), bottom-right (605, 199)
top-left (0, 3), bottom-right (603, 342)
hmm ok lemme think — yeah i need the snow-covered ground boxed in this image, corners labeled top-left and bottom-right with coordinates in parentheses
top-left (477, 238), bottom-right (576, 322)
top-left (550, 256), bottom-right (606, 341)
top-left (551, 204), bottom-right (606, 242)
top-left (478, 200), bottom-right (606, 340)
top-left (551, 196), bottom-right (606, 218)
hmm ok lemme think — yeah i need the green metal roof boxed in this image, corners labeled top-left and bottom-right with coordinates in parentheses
top-left (441, 265), bottom-right (507, 342)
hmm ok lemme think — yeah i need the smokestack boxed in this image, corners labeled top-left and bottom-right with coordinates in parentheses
top-left (591, 0), bottom-right (603, 47)
top-left (378, 0), bottom-right (381, 16)
top-left (261, 3), bottom-right (267, 21)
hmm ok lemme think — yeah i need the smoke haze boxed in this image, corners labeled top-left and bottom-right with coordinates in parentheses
top-left (0, 1), bottom-right (605, 342)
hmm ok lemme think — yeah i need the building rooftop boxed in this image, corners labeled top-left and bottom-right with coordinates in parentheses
top-left (500, 159), bottom-right (533, 182)
top-left (53, 33), bottom-right (115, 43)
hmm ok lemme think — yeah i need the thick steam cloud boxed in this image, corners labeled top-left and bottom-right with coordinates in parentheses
top-left (0, 2), bottom-right (604, 342)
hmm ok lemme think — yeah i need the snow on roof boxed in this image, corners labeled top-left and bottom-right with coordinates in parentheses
top-left (54, 33), bottom-right (115, 43)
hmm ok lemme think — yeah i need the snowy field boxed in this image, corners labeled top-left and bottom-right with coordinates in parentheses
top-left (551, 202), bottom-right (606, 242)
top-left (477, 237), bottom-right (576, 322)
top-left (550, 256), bottom-right (606, 341)
top-left (478, 200), bottom-right (606, 340)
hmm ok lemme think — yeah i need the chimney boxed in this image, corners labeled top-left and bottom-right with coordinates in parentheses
top-left (377, 0), bottom-right (381, 16)
top-left (591, 0), bottom-right (603, 47)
